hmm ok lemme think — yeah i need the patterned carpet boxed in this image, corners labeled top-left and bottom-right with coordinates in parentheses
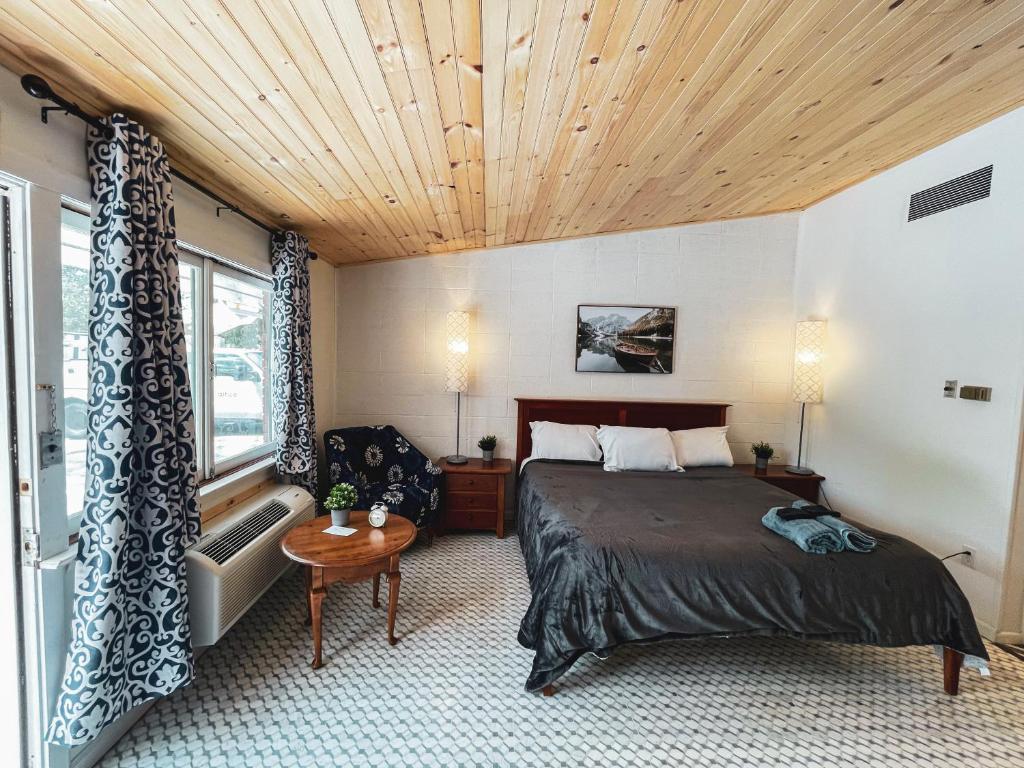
top-left (101, 534), bottom-right (1024, 767)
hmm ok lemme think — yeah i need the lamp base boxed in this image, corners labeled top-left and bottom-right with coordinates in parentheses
top-left (784, 465), bottom-right (816, 475)
top-left (446, 454), bottom-right (469, 465)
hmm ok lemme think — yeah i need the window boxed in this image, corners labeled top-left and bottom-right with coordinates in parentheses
top-left (60, 207), bottom-right (89, 520)
top-left (208, 266), bottom-right (273, 472)
top-left (60, 205), bottom-right (274, 523)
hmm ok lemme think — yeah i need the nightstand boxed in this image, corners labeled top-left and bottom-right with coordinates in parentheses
top-left (735, 464), bottom-right (825, 502)
top-left (437, 458), bottom-right (513, 538)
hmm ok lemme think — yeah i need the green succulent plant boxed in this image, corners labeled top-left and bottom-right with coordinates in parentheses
top-left (325, 483), bottom-right (358, 511)
top-left (751, 441), bottom-right (775, 460)
top-left (478, 435), bottom-right (497, 451)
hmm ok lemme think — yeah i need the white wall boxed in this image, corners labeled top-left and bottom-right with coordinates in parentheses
top-left (794, 107), bottom-right (1024, 637)
top-left (334, 214), bottom-right (800, 464)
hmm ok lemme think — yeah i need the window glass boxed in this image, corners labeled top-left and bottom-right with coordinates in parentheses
top-left (178, 260), bottom-right (201, 439)
top-left (211, 269), bottom-right (271, 468)
top-left (59, 208), bottom-right (90, 519)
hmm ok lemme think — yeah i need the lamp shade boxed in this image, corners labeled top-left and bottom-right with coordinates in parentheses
top-left (792, 320), bottom-right (826, 404)
top-left (445, 310), bottom-right (470, 392)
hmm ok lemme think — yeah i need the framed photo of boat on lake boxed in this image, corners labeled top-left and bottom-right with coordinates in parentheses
top-left (575, 304), bottom-right (676, 374)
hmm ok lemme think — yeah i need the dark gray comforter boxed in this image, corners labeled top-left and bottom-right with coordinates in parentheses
top-left (516, 460), bottom-right (986, 691)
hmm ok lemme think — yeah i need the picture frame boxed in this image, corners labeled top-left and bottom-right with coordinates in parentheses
top-left (575, 304), bottom-right (676, 374)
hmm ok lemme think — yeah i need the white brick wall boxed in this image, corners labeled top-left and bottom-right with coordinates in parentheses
top-left (334, 213), bottom-right (799, 464)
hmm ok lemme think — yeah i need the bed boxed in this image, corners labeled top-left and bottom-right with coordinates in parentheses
top-left (513, 398), bottom-right (987, 696)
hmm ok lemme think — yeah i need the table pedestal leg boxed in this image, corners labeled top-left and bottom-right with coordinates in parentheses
top-left (304, 566), bottom-right (312, 626)
top-left (387, 557), bottom-right (401, 646)
top-left (372, 572), bottom-right (380, 609)
top-left (310, 583), bottom-right (325, 669)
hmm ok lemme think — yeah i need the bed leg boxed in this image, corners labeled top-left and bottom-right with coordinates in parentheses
top-left (943, 647), bottom-right (963, 696)
top-left (542, 684), bottom-right (555, 697)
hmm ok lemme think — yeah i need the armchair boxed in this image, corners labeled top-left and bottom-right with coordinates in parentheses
top-left (324, 425), bottom-right (442, 531)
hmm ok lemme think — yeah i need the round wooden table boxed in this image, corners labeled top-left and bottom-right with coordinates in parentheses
top-left (281, 512), bottom-right (417, 669)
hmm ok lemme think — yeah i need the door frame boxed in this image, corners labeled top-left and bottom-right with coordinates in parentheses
top-left (1, 175), bottom-right (28, 768)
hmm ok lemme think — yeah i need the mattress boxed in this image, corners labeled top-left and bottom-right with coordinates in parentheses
top-left (516, 460), bottom-right (986, 691)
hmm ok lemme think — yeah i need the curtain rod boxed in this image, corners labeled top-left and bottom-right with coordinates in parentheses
top-left (20, 74), bottom-right (317, 260)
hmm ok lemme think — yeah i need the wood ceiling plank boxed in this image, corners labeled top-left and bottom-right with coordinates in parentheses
top-left (492, 0), bottom-right (540, 246)
top-left (114, 0), bottom-right (380, 260)
top-left (658, 0), bottom-right (975, 220)
top-left (518, 0), bottom-right (624, 243)
top-left (2, 0), bottom-right (1023, 260)
top-left (238, 0), bottom-right (434, 256)
top-left (532, 0), bottom-right (669, 241)
top-left (595, 0), bottom-right (872, 231)
top-left (543, 0), bottom-right (734, 241)
top-left (481, 0), bottom-right (510, 247)
top-left (3, 0), bottom-right (374, 262)
top-left (381, 0), bottom-right (468, 248)
top-left (660, 0), bottom-right (1023, 223)
top-left (558, 0), bottom-right (792, 238)
top-left (419, 0), bottom-right (486, 247)
top-left (449, 0), bottom-right (486, 248)
top-left (748, 18), bottom-right (1024, 213)
top-left (504, 0), bottom-right (592, 243)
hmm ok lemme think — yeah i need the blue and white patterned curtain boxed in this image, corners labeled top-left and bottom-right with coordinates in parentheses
top-left (271, 231), bottom-right (318, 499)
top-left (47, 114), bottom-right (201, 746)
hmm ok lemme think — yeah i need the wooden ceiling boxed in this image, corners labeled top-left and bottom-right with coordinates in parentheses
top-left (1, 1), bottom-right (1023, 265)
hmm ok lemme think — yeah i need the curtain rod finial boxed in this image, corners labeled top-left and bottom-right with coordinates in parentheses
top-left (21, 74), bottom-right (54, 100)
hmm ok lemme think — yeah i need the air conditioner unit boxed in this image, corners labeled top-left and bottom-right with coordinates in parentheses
top-left (186, 483), bottom-right (314, 646)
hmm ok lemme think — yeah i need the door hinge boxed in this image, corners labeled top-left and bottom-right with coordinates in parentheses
top-left (21, 527), bottom-right (40, 567)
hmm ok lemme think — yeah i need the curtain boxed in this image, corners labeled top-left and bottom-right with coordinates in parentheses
top-left (271, 231), bottom-right (318, 500)
top-left (47, 114), bottom-right (201, 746)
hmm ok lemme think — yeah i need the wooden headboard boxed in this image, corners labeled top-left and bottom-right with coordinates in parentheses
top-left (515, 398), bottom-right (730, 470)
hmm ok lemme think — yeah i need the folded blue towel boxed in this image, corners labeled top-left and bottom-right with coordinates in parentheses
top-left (814, 513), bottom-right (877, 552)
top-left (762, 506), bottom-right (843, 554)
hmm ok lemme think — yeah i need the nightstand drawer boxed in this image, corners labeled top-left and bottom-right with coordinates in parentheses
top-left (447, 474), bottom-right (498, 492)
top-left (445, 507), bottom-right (497, 531)
top-left (447, 491), bottom-right (497, 510)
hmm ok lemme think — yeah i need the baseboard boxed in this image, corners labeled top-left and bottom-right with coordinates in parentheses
top-left (977, 619), bottom-right (997, 642)
top-left (994, 630), bottom-right (1024, 645)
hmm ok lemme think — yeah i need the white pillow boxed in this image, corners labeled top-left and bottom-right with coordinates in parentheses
top-left (529, 421), bottom-right (602, 462)
top-left (596, 426), bottom-right (681, 472)
top-left (670, 426), bottom-right (734, 468)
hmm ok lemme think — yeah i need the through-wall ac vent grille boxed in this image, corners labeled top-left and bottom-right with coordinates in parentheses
top-left (197, 500), bottom-right (290, 565)
top-left (908, 165), bottom-right (992, 222)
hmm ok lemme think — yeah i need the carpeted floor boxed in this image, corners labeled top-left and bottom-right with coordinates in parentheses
top-left (101, 534), bottom-right (1024, 767)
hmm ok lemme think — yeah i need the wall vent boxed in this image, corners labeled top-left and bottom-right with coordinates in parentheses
top-left (196, 499), bottom-right (291, 565)
top-left (908, 165), bottom-right (992, 222)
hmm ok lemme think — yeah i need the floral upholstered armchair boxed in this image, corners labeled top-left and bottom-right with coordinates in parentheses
top-left (324, 425), bottom-right (442, 531)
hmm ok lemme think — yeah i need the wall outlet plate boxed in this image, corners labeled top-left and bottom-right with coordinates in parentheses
top-left (943, 380), bottom-right (958, 399)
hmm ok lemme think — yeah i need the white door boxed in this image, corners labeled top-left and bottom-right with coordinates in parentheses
top-left (0, 177), bottom-right (27, 768)
top-left (4, 171), bottom-right (98, 768)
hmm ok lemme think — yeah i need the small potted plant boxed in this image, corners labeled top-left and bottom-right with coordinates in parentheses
top-left (478, 434), bottom-right (497, 464)
top-left (751, 442), bottom-right (774, 475)
top-left (325, 482), bottom-right (358, 527)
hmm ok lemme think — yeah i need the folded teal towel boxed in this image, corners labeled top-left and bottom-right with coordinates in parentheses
top-left (762, 506), bottom-right (843, 554)
top-left (814, 513), bottom-right (877, 552)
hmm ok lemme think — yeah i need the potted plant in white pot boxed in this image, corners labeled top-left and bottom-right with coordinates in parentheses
top-left (325, 482), bottom-right (358, 527)
top-left (751, 442), bottom-right (774, 475)
top-left (478, 434), bottom-right (497, 464)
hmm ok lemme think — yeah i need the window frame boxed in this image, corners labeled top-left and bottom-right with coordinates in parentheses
top-left (56, 204), bottom-right (279, 530)
top-left (179, 242), bottom-right (276, 481)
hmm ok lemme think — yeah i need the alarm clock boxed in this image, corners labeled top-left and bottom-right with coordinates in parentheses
top-left (368, 502), bottom-right (389, 528)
